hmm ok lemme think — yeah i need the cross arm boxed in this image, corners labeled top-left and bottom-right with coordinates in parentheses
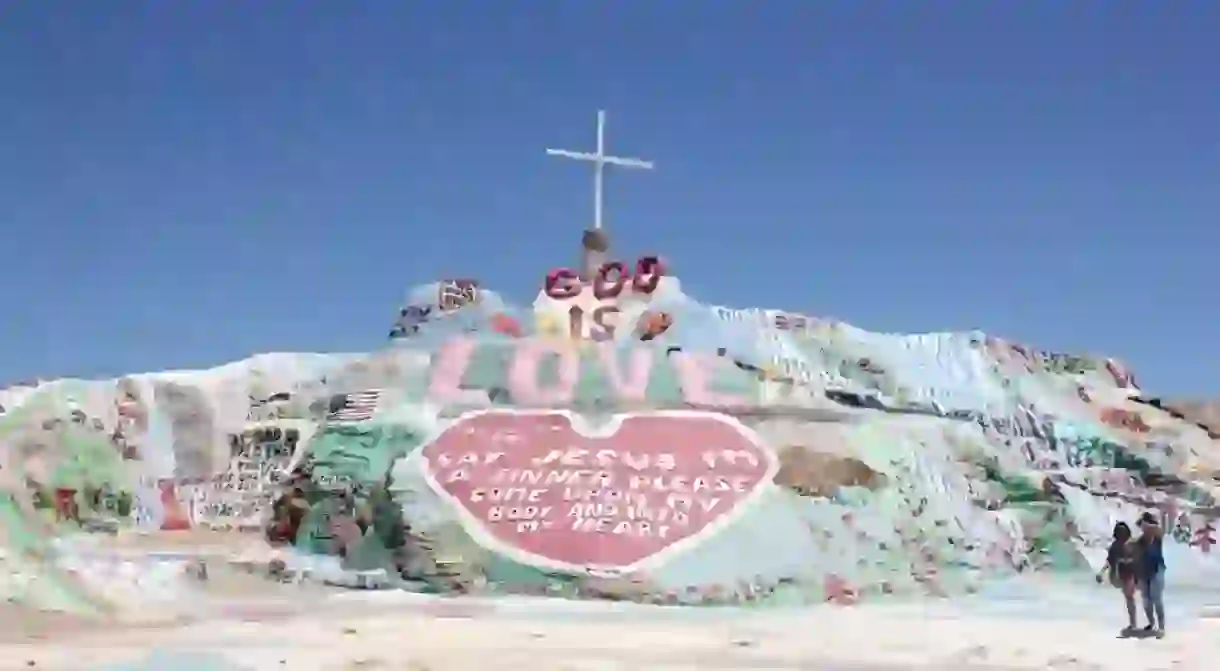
top-left (545, 149), bottom-right (597, 160)
top-left (603, 156), bottom-right (654, 169)
top-left (545, 149), bottom-right (655, 170)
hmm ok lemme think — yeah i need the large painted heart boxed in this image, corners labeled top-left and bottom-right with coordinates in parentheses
top-left (419, 409), bottom-right (777, 573)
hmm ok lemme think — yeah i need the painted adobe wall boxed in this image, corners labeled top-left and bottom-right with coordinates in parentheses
top-left (2, 279), bottom-right (1219, 614)
top-left (287, 333), bottom-right (1218, 604)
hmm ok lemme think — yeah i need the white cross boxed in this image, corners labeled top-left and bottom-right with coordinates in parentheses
top-left (546, 110), bottom-right (654, 231)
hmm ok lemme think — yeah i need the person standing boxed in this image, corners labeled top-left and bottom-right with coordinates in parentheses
top-left (1096, 521), bottom-right (1140, 633)
top-left (1136, 511), bottom-right (1166, 637)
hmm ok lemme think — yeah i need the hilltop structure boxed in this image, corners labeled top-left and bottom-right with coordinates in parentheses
top-left (2, 113), bottom-right (1219, 617)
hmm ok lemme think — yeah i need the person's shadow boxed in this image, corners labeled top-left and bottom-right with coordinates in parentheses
top-left (1118, 628), bottom-right (1161, 639)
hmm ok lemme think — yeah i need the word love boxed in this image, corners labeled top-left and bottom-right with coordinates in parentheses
top-left (544, 256), bottom-right (665, 300)
top-left (426, 338), bottom-right (751, 408)
top-left (419, 410), bottom-right (776, 571)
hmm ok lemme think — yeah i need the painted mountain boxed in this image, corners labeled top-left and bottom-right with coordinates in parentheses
top-left (1, 270), bottom-right (1218, 616)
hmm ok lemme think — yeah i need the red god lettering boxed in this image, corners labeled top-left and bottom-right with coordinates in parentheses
top-left (419, 409), bottom-right (776, 572)
top-left (544, 256), bottom-right (665, 300)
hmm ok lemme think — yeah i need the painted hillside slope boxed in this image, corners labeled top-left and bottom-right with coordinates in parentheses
top-left (2, 276), bottom-right (1219, 615)
top-left (1159, 400), bottom-right (1220, 440)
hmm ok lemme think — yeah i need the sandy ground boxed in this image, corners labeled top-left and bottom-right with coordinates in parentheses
top-left (1, 591), bottom-right (1217, 670)
top-left (2, 531), bottom-right (1217, 670)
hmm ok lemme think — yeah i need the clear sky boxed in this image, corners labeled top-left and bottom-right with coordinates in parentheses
top-left (2, 2), bottom-right (1217, 395)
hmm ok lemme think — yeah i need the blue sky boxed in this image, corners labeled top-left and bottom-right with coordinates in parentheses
top-left (2, 2), bottom-right (1217, 394)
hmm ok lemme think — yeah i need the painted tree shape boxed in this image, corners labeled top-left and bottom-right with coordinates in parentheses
top-left (1171, 514), bottom-right (1193, 543)
top-left (1190, 520), bottom-right (1216, 554)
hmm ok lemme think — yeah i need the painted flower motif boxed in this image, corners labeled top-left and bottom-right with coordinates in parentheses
top-left (823, 573), bottom-right (858, 605)
top-left (489, 313), bottom-right (522, 338)
top-left (533, 312), bottom-right (565, 337)
top-left (635, 310), bottom-right (673, 341)
top-left (1191, 521), bottom-right (1216, 554)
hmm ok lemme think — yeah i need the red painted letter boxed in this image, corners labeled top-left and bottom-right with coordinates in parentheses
top-left (593, 262), bottom-right (628, 300)
top-left (632, 256), bottom-right (663, 295)
top-left (545, 268), bottom-right (582, 299)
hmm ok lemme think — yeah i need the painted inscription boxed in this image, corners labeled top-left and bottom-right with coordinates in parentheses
top-left (426, 338), bottom-right (751, 407)
top-left (544, 257), bottom-right (664, 301)
top-left (196, 424), bottom-right (303, 529)
top-left (539, 257), bottom-right (664, 342)
top-left (419, 409), bottom-right (777, 572)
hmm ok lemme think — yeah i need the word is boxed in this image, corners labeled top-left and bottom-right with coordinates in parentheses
top-left (565, 305), bottom-right (619, 341)
top-left (545, 256), bottom-right (664, 300)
